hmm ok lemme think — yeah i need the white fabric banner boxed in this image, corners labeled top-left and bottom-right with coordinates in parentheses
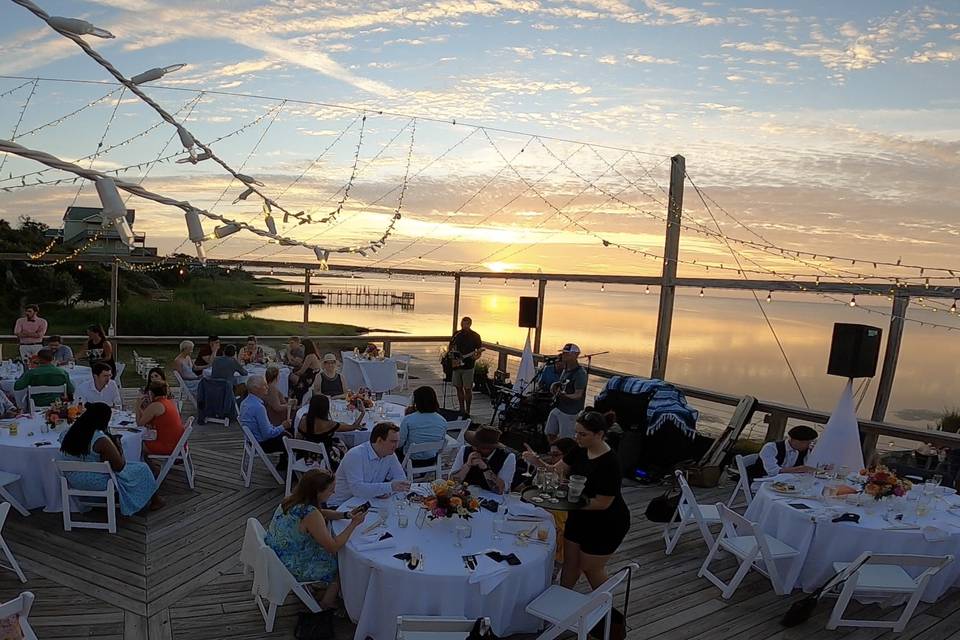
top-left (513, 331), bottom-right (536, 395)
top-left (807, 380), bottom-right (865, 472)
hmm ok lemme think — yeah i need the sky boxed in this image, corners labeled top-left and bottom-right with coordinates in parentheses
top-left (0, 0), bottom-right (959, 279)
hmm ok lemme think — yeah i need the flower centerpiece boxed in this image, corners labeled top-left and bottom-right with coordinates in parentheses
top-left (859, 465), bottom-right (912, 500)
top-left (363, 343), bottom-right (380, 360)
top-left (345, 388), bottom-right (374, 410)
top-left (423, 480), bottom-right (480, 520)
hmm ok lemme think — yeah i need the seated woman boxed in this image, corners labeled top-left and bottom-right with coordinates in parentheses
top-left (264, 365), bottom-right (290, 426)
top-left (316, 354), bottom-right (348, 399)
top-left (136, 382), bottom-right (185, 458)
top-left (289, 339), bottom-right (321, 401)
top-left (138, 367), bottom-right (167, 411)
top-left (295, 394), bottom-right (364, 470)
top-left (59, 402), bottom-right (163, 513)
top-left (522, 410), bottom-right (629, 590)
top-left (240, 335), bottom-right (266, 365)
top-left (264, 469), bottom-right (365, 609)
top-left (174, 340), bottom-right (200, 396)
top-left (397, 386), bottom-right (448, 467)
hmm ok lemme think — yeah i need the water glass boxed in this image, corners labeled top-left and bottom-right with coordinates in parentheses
top-left (493, 515), bottom-right (506, 540)
top-left (455, 524), bottom-right (469, 547)
top-left (398, 513), bottom-right (409, 528)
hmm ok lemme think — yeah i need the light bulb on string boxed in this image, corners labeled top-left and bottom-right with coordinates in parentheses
top-left (131, 64), bottom-right (187, 85)
top-left (563, 281), bottom-right (567, 289)
top-left (951, 299), bottom-right (957, 314)
top-left (77, 263), bottom-right (83, 271)
top-left (849, 295), bottom-right (857, 307)
top-left (48, 16), bottom-right (115, 38)
top-left (601, 283), bottom-right (605, 292)
top-left (644, 285), bottom-right (650, 295)
top-left (766, 291), bottom-right (772, 303)
top-left (699, 288), bottom-right (704, 298)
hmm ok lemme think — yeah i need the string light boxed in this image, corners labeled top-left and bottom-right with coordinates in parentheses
top-left (563, 281), bottom-right (567, 289)
top-left (644, 285), bottom-right (650, 294)
top-left (849, 296), bottom-right (857, 307)
top-left (766, 291), bottom-right (772, 303)
top-left (951, 300), bottom-right (957, 314)
top-left (601, 283), bottom-right (605, 292)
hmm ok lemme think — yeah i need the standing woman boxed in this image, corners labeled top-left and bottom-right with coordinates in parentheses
top-left (85, 324), bottom-right (116, 379)
top-left (59, 402), bottom-right (163, 513)
top-left (289, 339), bottom-right (321, 400)
top-left (522, 409), bottom-right (629, 589)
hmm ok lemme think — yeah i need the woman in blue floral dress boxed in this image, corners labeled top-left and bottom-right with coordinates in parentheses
top-left (265, 469), bottom-right (365, 609)
top-left (59, 402), bottom-right (162, 514)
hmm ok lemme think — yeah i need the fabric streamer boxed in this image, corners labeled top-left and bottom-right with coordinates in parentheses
top-left (807, 380), bottom-right (865, 472)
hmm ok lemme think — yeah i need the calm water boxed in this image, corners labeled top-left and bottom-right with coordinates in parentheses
top-left (247, 276), bottom-right (960, 429)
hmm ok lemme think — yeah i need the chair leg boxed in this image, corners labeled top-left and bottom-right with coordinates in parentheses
top-left (0, 535), bottom-right (26, 583)
top-left (264, 600), bottom-right (278, 633)
top-left (826, 580), bottom-right (857, 630)
top-left (106, 484), bottom-right (117, 534)
top-left (0, 486), bottom-right (29, 517)
top-left (60, 479), bottom-right (72, 532)
top-left (894, 589), bottom-right (926, 632)
top-left (663, 522), bottom-right (684, 555)
top-left (184, 452), bottom-right (196, 489)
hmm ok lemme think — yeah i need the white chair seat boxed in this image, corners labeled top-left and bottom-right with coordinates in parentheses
top-left (526, 585), bottom-right (592, 622)
top-left (722, 534), bottom-right (799, 559)
top-left (832, 563), bottom-right (917, 592)
top-left (683, 503), bottom-right (721, 523)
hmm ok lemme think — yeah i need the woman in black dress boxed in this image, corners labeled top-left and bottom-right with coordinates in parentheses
top-left (85, 324), bottom-right (117, 379)
top-left (296, 394), bottom-right (364, 469)
top-left (523, 409), bottom-right (629, 589)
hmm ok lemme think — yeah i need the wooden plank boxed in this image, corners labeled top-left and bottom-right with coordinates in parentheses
top-left (872, 293), bottom-right (909, 422)
top-left (147, 610), bottom-right (172, 640)
top-left (123, 611), bottom-right (147, 640)
top-left (650, 154), bottom-right (684, 380)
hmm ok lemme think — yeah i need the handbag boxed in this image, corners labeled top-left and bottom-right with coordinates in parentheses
top-left (780, 554), bottom-right (872, 627)
top-left (466, 617), bottom-right (498, 640)
top-left (644, 476), bottom-right (681, 523)
top-left (294, 609), bottom-right (335, 640)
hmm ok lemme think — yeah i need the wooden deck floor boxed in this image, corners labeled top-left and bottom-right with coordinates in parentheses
top-left (3, 347), bottom-right (960, 639)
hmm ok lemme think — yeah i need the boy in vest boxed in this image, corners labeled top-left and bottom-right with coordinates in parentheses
top-left (748, 425), bottom-right (818, 481)
top-left (450, 427), bottom-right (517, 495)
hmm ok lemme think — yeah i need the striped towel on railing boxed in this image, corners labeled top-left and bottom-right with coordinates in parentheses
top-left (597, 376), bottom-right (699, 438)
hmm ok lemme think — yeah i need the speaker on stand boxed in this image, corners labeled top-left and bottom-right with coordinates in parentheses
top-left (827, 323), bottom-right (882, 379)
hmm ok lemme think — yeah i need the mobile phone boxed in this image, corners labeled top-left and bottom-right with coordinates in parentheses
top-left (788, 503), bottom-right (811, 510)
top-left (355, 501), bottom-right (372, 514)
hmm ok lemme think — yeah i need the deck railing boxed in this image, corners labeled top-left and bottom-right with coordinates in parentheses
top-left (4, 333), bottom-right (957, 459)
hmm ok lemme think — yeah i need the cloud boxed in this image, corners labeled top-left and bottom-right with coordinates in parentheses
top-left (625, 53), bottom-right (679, 64)
top-left (907, 49), bottom-right (960, 63)
top-left (531, 23), bottom-right (558, 30)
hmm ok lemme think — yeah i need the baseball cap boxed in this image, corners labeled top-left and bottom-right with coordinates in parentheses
top-left (322, 353), bottom-right (337, 363)
top-left (560, 343), bottom-right (581, 354)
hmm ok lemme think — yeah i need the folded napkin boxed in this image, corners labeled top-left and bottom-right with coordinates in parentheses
top-left (353, 531), bottom-right (396, 552)
top-left (506, 501), bottom-right (550, 520)
top-left (468, 554), bottom-right (510, 595)
top-left (923, 525), bottom-right (950, 542)
top-left (409, 483), bottom-right (433, 497)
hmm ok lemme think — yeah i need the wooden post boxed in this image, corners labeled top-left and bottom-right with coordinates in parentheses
top-left (871, 293), bottom-right (909, 423)
top-left (763, 411), bottom-right (788, 443)
top-left (452, 274), bottom-right (462, 336)
top-left (109, 260), bottom-right (119, 336)
top-left (533, 279), bottom-right (547, 354)
top-left (302, 269), bottom-right (311, 337)
top-left (651, 154), bottom-right (685, 380)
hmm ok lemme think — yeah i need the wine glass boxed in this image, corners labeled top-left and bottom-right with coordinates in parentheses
top-left (493, 514), bottom-right (506, 541)
top-left (455, 524), bottom-right (469, 547)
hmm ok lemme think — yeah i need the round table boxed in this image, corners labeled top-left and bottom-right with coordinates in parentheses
top-left (0, 411), bottom-right (144, 512)
top-left (292, 400), bottom-right (406, 449)
top-left (201, 364), bottom-right (291, 396)
top-left (745, 477), bottom-right (960, 601)
top-left (333, 490), bottom-right (555, 640)
top-left (1, 364), bottom-right (109, 407)
top-left (341, 355), bottom-right (398, 394)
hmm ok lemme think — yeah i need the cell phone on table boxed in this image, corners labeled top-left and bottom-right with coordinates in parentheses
top-left (788, 502), bottom-right (811, 510)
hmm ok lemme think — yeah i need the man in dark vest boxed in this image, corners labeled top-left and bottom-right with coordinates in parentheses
top-left (747, 425), bottom-right (818, 481)
top-left (449, 426), bottom-right (517, 495)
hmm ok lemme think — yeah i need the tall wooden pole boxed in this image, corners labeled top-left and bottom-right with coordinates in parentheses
top-left (109, 260), bottom-right (119, 336)
top-left (871, 293), bottom-right (910, 423)
top-left (452, 275), bottom-right (462, 336)
top-left (651, 154), bottom-right (685, 380)
top-left (534, 279), bottom-right (547, 354)
top-left (302, 269), bottom-right (311, 337)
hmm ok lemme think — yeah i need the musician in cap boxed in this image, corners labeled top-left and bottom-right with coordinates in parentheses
top-left (448, 316), bottom-right (483, 418)
top-left (747, 424), bottom-right (818, 480)
top-left (544, 344), bottom-right (588, 444)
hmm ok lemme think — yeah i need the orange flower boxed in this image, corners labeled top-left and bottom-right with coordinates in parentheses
top-left (468, 499), bottom-right (480, 510)
top-left (450, 497), bottom-right (463, 507)
top-left (424, 497), bottom-right (437, 509)
top-left (864, 484), bottom-right (879, 496)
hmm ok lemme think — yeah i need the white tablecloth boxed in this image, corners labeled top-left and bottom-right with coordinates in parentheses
top-left (2, 364), bottom-right (101, 406)
top-left (292, 400), bottom-right (407, 448)
top-left (333, 490), bottom-right (555, 640)
top-left (0, 411), bottom-right (144, 512)
top-left (341, 355), bottom-right (398, 394)
top-left (745, 478), bottom-right (960, 601)
top-left (202, 364), bottom-right (290, 396)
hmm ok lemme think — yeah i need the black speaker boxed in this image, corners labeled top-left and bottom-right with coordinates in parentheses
top-left (518, 296), bottom-right (539, 328)
top-left (827, 323), bottom-right (882, 378)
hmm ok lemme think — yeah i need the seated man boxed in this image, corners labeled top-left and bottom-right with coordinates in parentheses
top-left (239, 375), bottom-right (292, 469)
top-left (194, 335), bottom-right (220, 373)
top-left (0, 391), bottom-right (17, 418)
top-left (76, 362), bottom-right (122, 408)
top-left (210, 344), bottom-right (248, 380)
top-left (285, 336), bottom-right (305, 368)
top-left (13, 348), bottom-right (74, 406)
top-left (328, 422), bottom-right (410, 507)
top-left (450, 426), bottom-right (516, 495)
top-left (45, 335), bottom-right (74, 366)
top-left (747, 425), bottom-right (818, 481)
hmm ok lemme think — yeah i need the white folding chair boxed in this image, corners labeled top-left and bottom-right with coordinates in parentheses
top-left (284, 439), bottom-right (332, 497)
top-left (394, 353), bottom-right (412, 390)
top-left (663, 470), bottom-right (721, 555)
top-left (381, 394), bottom-right (410, 406)
top-left (698, 503), bottom-right (800, 598)
top-left (0, 592), bottom-right (37, 640)
top-left (147, 418), bottom-right (196, 490)
top-left (826, 553), bottom-right (954, 632)
top-left (527, 562), bottom-right (638, 640)
top-left (0, 502), bottom-right (26, 583)
top-left (443, 418), bottom-right (471, 452)
top-left (0, 471), bottom-right (30, 517)
top-left (54, 460), bottom-right (118, 534)
top-left (239, 425), bottom-right (284, 487)
top-left (396, 616), bottom-right (491, 640)
top-left (726, 453), bottom-right (758, 509)
top-left (403, 441), bottom-right (445, 481)
top-left (27, 384), bottom-right (67, 414)
top-left (173, 370), bottom-right (196, 411)
top-left (251, 532), bottom-right (322, 631)
top-left (240, 517), bottom-right (267, 578)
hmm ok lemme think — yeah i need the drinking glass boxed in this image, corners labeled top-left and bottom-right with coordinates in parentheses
top-left (493, 514), bottom-right (506, 540)
top-left (455, 524), bottom-right (469, 547)
top-left (398, 513), bottom-right (409, 528)
top-left (932, 474), bottom-right (943, 487)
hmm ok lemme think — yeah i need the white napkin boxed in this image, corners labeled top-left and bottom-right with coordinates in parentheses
top-left (468, 554), bottom-right (510, 595)
top-left (506, 501), bottom-right (550, 520)
top-left (409, 483), bottom-right (433, 497)
top-left (922, 525), bottom-right (950, 542)
top-left (352, 531), bottom-right (397, 551)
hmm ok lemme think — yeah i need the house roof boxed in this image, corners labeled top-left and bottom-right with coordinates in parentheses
top-left (63, 206), bottom-right (135, 224)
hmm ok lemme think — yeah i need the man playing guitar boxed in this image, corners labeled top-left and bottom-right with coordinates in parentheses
top-left (545, 343), bottom-right (588, 443)
top-left (449, 317), bottom-right (483, 417)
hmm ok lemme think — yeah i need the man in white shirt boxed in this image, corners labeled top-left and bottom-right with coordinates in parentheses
top-left (14, 304), bottom-right (47, 360)
top-left (450, 426), bottom-right (516, 494)
top-left (328, 422), bottom-right (410, 506)
top-left (748, 425), bottom-right (818, 480)
top-left (76, 362), bottom-right (122, 409)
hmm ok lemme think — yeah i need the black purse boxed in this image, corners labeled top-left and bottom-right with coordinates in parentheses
top-left (644, 473), bottom-right (681, 523)
top-left (294, 609), bottom-right (335, 640)
top-left (466, 617), bottom-right (498, 640)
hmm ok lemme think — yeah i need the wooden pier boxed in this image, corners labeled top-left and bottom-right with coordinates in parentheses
top-left (295, 286), bottom-right (415, 309)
